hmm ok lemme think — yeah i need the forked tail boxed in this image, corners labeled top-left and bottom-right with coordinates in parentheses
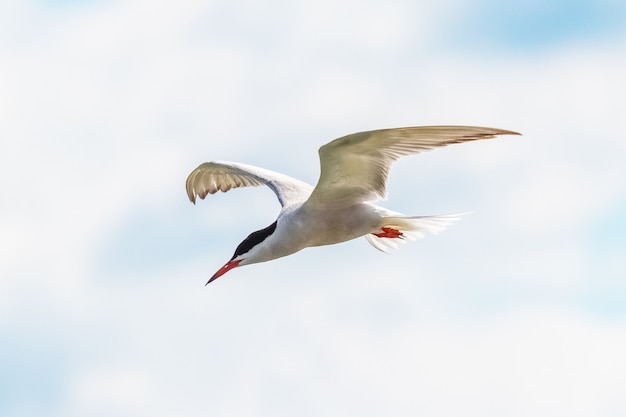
top-left (365, 213), bottom-right (467, 252)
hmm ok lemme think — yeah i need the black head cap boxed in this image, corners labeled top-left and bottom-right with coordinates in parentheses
top-left (231, 221), bottom-right (277, 260)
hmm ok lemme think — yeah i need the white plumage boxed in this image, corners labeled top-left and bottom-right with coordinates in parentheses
top-left (186, 125), bottom-right (520, 283)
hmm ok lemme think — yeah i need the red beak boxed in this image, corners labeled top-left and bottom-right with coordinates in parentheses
top-left (206, 259), bottom-right (241, 285)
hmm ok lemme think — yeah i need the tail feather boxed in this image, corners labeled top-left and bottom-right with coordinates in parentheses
top-left (365, 213), bottom-right (467, 252)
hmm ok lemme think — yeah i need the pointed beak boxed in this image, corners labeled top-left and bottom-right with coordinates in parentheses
top-left (206, 259), bottom-right (241, 285)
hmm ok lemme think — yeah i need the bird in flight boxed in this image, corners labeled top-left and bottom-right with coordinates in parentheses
top-left (186, 125), bottom-right (519, 284)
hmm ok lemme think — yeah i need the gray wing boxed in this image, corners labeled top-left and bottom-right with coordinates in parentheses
top-left (186, 161), bottom-right (314, 207)
top-left (305, 125), bottom-right (520, 208)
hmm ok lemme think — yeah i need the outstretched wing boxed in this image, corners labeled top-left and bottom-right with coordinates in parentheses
top-left (186, 161), bottom-right (314, 207)
top-left (305, 126), bottom-right (520, 208)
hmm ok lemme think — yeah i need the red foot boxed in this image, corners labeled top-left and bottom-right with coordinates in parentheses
top-left (373, 227), bottom-right (403, 239)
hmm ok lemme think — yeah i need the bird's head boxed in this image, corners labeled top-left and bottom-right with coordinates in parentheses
top-left (206, 221), bottom-right (278, 284)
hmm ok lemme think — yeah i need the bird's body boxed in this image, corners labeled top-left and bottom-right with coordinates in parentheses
top-left (261, 202), bottom-right (381, 253)
top-left (186, 125), bottom-right (520, 283)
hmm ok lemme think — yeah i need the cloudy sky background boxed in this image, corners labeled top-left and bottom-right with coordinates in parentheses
top-left (2, 0), bottom-right (626, 416)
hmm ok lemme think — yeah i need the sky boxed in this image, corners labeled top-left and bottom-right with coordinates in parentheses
top-left (1, 0), bottom-right (626, 416)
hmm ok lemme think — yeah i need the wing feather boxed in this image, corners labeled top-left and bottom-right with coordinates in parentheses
top-left (305, 125), bottom-right (520, 207)
top-left (186, 161), bottom-right (313, 207)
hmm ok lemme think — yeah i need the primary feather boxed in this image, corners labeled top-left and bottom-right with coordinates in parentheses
top-left (305, 125), bottom-right (520, 208)
top-left (186, 161), bottom-right (314, 207)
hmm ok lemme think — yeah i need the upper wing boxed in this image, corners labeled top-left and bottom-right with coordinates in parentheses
top-left (305, 125), bottom-right (520, 208)
top-left (186, 161), bottom-right (314, 207)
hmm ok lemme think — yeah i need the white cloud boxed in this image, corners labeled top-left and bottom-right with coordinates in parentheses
top-left (69, 367), bottom-right (157, 413)
top-left (1, 0), bottom-right (625, 416)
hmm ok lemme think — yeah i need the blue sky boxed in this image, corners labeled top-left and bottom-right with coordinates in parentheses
top-left (1, 0), bottom-right (626, 416)
top-left (458, 0), bottom-right (626, 49)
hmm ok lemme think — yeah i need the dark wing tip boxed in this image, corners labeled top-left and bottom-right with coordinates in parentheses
top-left (454, 127), bottom-right (522, 144)
top-left (458, 127), bottom-right (522, 139)
top-left (492, 128), bottom-right (522, 136)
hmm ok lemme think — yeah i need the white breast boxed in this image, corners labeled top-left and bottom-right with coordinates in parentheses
top-left (276, 203), bottom-right (383, 249)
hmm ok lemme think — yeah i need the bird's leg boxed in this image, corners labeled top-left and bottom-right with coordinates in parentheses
top-left (373, 227), bottom-right (404, 239)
